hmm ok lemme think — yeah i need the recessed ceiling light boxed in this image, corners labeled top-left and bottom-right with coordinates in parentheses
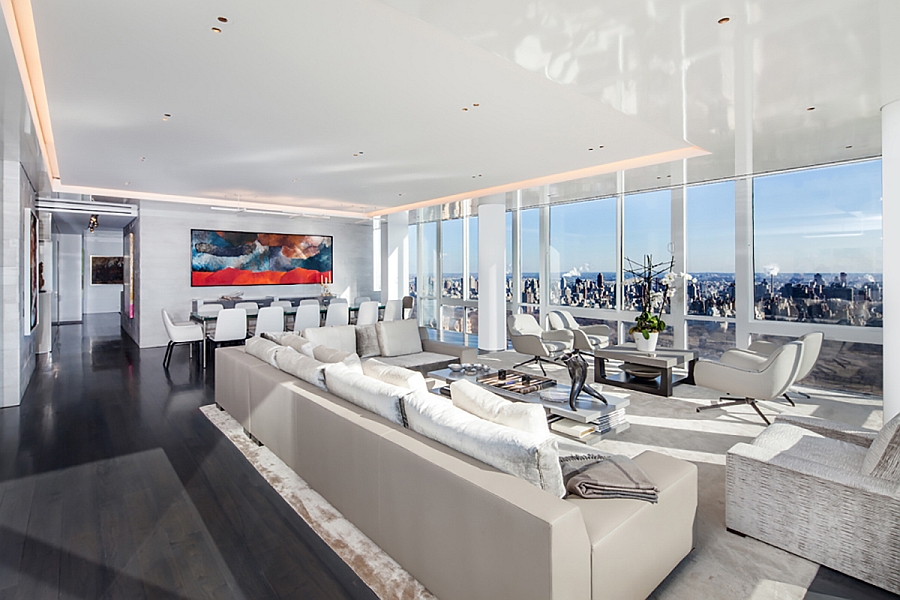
top-left (398, 193), bottom-right (403, 196)
top-left (473, 103), bottom-right (480, 107)
top-left (718, 17), bottom-right (730, 24)
top-left (598, 145), bottom-right (605, 149)
top-left (359, 151), bottom-right (364, 154)
top-left (588, 148), bottom-right (594, 151)
top-left (140, 157), bottom-right (145, 161)
top-left (846, 145), bottom-right (853, 149)
top-left (353, 153), bottom-right (358, 157)
top-left (217, 16), bottom-right (228, 23)
top-left (462, 107), bottom-right (468, 111)
top-left (292, 178), bottom-right (299, 182)
top-left (807, 106), bottom-right (816, 111)
top-left (125, 181), bottom-right (130, 186)
top-left (211, 27), bottom-right (222, 33)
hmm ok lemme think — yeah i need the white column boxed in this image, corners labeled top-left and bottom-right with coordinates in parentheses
top-left (381, 211), bottom-right (409, 302)
top-left (883, 99), bottom-right (900, 421)
top-left (733, 19), bottom-right (754, 350)
top-left (478, 194), bottom-right (507, 351)
top-left (670, 186), bottom-right (687, 348)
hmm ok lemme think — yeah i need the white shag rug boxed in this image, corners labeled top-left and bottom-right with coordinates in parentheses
top-left (202, 352), bottom-right (886, 600)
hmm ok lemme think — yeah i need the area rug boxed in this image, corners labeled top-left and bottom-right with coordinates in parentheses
top-left (202, 354), bottom-right (886, 600)
top-left (199, 404), bottom-right (435, 600)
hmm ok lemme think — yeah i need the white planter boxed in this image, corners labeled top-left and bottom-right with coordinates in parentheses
top-left (633, 331), bottom-right (659, 353)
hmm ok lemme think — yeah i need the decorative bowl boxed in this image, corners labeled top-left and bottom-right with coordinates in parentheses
top-left (448, 363), bottom-right (464, 372)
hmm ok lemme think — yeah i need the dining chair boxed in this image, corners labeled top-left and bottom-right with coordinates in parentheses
top-left (401, 295), bottom-right (414, 319)
top-left (354, 296), bottom-right (371, 307)
top-left (161, 309), bottom-right (203, 369)
top-left (356, 300), bottom-right (380, 326)
top-left (299, 299), bottom-right (321, 306)
top-left (207, 308), bottom-right (248, 364)
top-left (235, 301), bottom-right (259, 316)
top-left (382, 299), bottom-right (403, 322)
top-left (271, 300), bottom-right (293, 309)
top-left (324, 302), bottom-right (350, 327)
top-left (255, 306), bottom-right (285, 335)
top-left (196, 303), bottom-right (223, 316)
top-left (293, 303), bottom-right (322, 333)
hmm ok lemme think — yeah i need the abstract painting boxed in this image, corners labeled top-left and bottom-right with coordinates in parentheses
top-left (91, 256), bottom-right (125, 285)
top-left (29, 210), bottom-right (38, 331)
top-left (191, 229), bottom-right (333, 286)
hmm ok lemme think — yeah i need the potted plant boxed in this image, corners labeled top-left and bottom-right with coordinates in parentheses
top-left (624, 255), bottom-right (693, 353)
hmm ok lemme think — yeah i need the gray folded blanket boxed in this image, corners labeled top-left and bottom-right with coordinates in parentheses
top-left (560, 454), bottom-right (659, 503)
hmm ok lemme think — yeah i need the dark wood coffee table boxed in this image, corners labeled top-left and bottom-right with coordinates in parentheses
top-left (593, 345), bottom-right (698, 397)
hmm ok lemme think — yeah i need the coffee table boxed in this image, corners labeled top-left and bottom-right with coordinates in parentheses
top-left (593, 345), bottom-right (698, 397)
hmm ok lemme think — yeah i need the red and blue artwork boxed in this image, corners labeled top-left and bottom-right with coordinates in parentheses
top-left (191, 229), bottom-right (333, 287)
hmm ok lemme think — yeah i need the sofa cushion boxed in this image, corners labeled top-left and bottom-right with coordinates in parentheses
top-left (303, 325), bottom-right (357, 354)
top-left (861, 412), bottom-right (900, 480)
top-left (449, 379), bottom-right (549, 436)
top-left (402, 390), bottom-right (565, 497)
top-left (245, 336), bottom-right (283, 368)
top-left (376, 319), bottom-right (423, 357)
top-left (362, 358), bottom-right (428, 393)
top-left (323, 362), bottom-right (408, 425)
top-left (313, 346), bottom-right (363, 372)
top-left (356, 324), bottom-right (381, 358)
top-left (280, 333), bottom-right (312, 354)
top-left (275, 346), bottom-right (327, 390)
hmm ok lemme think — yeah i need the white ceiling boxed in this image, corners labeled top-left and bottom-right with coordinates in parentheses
top-left (26, 0), bottom-right (895, 216)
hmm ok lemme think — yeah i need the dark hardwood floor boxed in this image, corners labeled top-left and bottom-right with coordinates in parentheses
top-left (0, 314), bottom-right (377, 600)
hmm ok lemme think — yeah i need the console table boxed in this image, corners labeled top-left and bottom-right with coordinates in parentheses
top-left (593, 345), bottom-right (698, 397)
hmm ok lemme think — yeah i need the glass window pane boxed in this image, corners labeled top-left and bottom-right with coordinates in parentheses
top-left (506, 212), bottom-right (513, 302)
top-left (441, 305), bottom-right (465, 333)
top-left (753, 160), bottom-right (882, 327)
top-left (687, 320), bottom-right (736, 361)
top-left (687, 181), bottom-right (735, 317)
top-left (466, 307), bottom-right (478, 335)
top-left (549, 198), bottom-right (616, 308)
top-left (441, 218), bottom-right (463, 299)
top-left (420, 297), bottom-right (437, 329)
top-left (521, 208), bottom-right (540, 304)
top-left (421, 222), bottom-right (438, 297)
top-left (468, 217), bottom-right (478, 300)
top-left (408, 224), bottom-right (417, 297)
top-left (623, 190), bottom-right (672, 313)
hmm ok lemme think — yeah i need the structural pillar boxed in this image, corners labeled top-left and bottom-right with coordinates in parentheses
top-left (883, 99), bottom-right (900, 421)
top-left (478, 194), bottom-right (506, 351)
top-left (381, 211), bottom-right (409, 302)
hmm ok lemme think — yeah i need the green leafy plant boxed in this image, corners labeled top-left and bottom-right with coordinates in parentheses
top-left (624, 255), bottom-right (693, 338)
top-left (630, 311), bottom-right (666, 338)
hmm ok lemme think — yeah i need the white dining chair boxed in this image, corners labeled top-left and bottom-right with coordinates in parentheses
top-left (356, 300), bottom-right (380, 326)
top-left (271, 300), bottom-right (293, 309)
top-left (207, 308), bottom-right (248, 365)
top-left (235, 301), bottom-right (259, 316)
top-left (161, 309), bottom-right (203, 369)
top-left (293, 303), bottom-right (322, 333)
top-left (324, 302), bottom-right (350, 327)
top-left (299, 299), bottom-right (321, 306)
top-left (382, 299), bottom-right (403, 322)
top-left (255, 306), bottom-right (285, 335)
top-left (354, 296), bottom-right (371, 307)
top-left (196, 303), bottom-right (223, 316)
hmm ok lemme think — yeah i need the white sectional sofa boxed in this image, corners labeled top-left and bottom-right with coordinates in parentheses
top-left (215, 334), bottom-right (698, 600)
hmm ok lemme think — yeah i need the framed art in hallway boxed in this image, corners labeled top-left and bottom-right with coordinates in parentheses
top-left (190, 229), bottom-right (333, 286)
top-left (90, 256), bottom-right (125, 285)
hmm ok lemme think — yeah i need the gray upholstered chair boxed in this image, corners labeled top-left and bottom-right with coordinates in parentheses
top-left (694, 341), bottom-right (803, 424)
top-left (723, 332), bottom-right (824, 405)
top-left (506, 314), bottom-right (574, 375)
top-left (726, 412), bottom-right (900, 594)
top-left (547, 310), bottom-right (611, 355)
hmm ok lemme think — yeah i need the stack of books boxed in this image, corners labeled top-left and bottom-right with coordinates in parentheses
top-left (549, 406), bottom-right (628, 439)
top-left (544, 393), bottom-right (630, 442)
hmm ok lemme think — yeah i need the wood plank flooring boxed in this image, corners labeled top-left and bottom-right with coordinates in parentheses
top-left (0, 315), bottom-right (376, 600)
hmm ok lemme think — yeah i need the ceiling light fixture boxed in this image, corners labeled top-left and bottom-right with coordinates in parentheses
top-left (210, 206), bottom-right (243, 212)
top-left (473, 103), bottom-right (480, 107)
top-left (211, 27), bottom-right (222, 33)
top-left (718, 17), bottom-right (730, 24)
top-left (807, 106), bottom-right (816, 111)
top-left (244, 209), bottom-right (290, 216)
top-left (846, 145), bottom-right (853, 148)
top-left (88, 214), bottom-right (99, 233)
top-left (217, 16), bottom-right (228, 23)
top-left (461, 107), bottom-right (468, 111)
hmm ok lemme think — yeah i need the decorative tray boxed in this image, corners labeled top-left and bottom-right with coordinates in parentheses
top-left (621, 362), bottom-right (661, 379)
top-left (476, 369), bottom-right (556, 396)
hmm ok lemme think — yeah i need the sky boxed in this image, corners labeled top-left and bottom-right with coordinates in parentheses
top-left (429, 159), bottom-right (882, 278)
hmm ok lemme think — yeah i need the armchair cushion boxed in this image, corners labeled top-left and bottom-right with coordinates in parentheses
top-left (861, 412), bottom-right (900, 481)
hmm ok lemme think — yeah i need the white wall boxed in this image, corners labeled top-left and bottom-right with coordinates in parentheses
top-left (83, 231), bottom-right (123, 314)
top-left (130, 201), bottom-right (376, 348)
top-left (54, 233), bottom-right (84, 323)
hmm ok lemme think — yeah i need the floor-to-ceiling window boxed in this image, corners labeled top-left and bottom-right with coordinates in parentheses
top-left (419, 221), bottom-right (438, 328)
top-left (408, 223), bottom-right (417, 298)
top-left (623, 190), bottom-right (672, 314)
top-left (753, 160), bottom-right (882, 327)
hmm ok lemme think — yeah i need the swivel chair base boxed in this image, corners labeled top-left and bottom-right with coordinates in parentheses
top-left (696, 396), bottom-right (772, 425)
top-left (512, 355), bottom-right (564, 376)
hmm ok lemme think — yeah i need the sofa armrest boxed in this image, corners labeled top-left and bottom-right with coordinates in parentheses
top-left (774, 414), bottom-right (878, 448)
top-left (420, 338), bottom-right (478, 363)
top-left (579, 324), bottom-right (611, 336)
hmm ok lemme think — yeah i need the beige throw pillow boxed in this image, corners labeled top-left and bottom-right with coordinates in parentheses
top-left (275, 347), bottom-right (327, 390)
top-left (449, 379), bottom-right (549, 436)
top-left (244, 336), bottom-right (283, 368)
top-left (312, 346), bottom-right (363, 373)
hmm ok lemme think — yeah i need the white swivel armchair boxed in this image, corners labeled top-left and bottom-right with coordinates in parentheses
top-left (161, 309), bottom-right (203, 369)
top-left (723, 332), bottom-right (824, 405)
top-left (547, 310), bottom-right (611, 355)
top-left (506, 314), bottom-right (574, 375)
top-left (694, 341), bottom-right (803, 424)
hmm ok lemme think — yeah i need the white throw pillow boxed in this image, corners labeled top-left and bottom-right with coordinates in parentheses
top-left (362, 358), bottom-right (428, 393)
top-left (275, 347), bottom-right (327, 390)
top-left (299, 342), bottom-right (316, 358)
top-left (244, 336), bottom-right (282, 368)
top-left (402, 390), bottom-right (565, 497)
top-left (313, 346), bottom-right (363, 373)
top-left (375, 319), bottom-right (423, 357)
top-left (279, 333), bottom-right (311, 353)
top-left (449, 379), bottom-right (549, 436)
top-left (861, 412), bottom-right (900, 480)
top-left (303, 325), bottom-right (357, 354)
top-left (323, 362), bottom-right (408, 425)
